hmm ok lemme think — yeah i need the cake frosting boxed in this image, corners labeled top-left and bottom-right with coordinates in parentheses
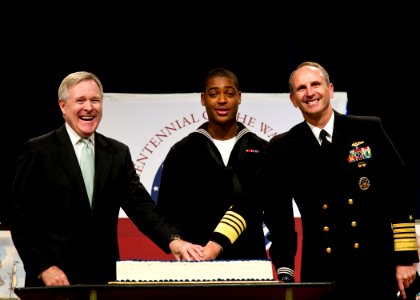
top-left (116, 259), bottom-right (274, 282)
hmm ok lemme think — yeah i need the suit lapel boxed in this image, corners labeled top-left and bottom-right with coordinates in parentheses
top-left (94, 134), bottom-right (113, 196)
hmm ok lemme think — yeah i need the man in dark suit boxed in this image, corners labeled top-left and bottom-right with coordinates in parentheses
top-left (256, 61), bottom-right (418, 299)
top-left (10, 71), bottom-right (204, 287)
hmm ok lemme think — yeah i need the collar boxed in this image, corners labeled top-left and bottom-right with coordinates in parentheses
top-left (65, 123), bottom-right (95, 147)
top-left (307, 112), bottom-right (335, 143)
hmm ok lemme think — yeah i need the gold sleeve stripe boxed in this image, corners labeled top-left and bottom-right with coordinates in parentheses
top-left (223, 211), bottom-right (246, 231)
top-left (394, 233), bottom-right (418, 239)
top-left (214, 211), bottom-right (247, 244)
top-left (393, 223), bottom-right (416, 229)
top-left (394, 239), bottom-right (418, 251)
top-left (220, 218), bottom-right (242, 234)
top-left (393, 222), bottom-right (418, 251)
top-left (214, 223), bottom-right (239, 244)
top-left (394, 228), bottom-right (416, 235)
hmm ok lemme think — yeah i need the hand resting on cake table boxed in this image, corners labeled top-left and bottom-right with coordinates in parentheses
top-left (169, 237), bottom-right (205, 261)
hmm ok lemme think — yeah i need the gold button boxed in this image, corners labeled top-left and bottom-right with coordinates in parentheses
top-left (348, 199), bottom-right (353, 205)
top-left (326, 247), bottom-right (332, 253)
top-left (323, 226), bottom-right (329, 232)
top-left (351, 221), bottom-right (357, 227)
top-left (322, 204), bottom-right (328, 209)
top-left (354, 243), bottom-right (359, 249)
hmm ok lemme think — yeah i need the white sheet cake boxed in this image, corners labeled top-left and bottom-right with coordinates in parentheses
top-left (116, 259), bottom-right (274, 282)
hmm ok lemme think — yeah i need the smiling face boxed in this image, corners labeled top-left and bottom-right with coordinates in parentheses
top-left (201, 76), bottom-right (241, 139)
top-left (59, 79), bottom-right (102, 138)
top-left (289, 65), bottom-right (334, 127)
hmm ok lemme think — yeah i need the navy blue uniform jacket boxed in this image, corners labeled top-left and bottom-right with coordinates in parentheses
top-left (156, 122), bottom-right (268, 259)
top-left (261, 111), bottom-right (418, 298)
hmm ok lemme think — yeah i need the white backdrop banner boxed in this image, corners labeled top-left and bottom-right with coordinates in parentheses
top-left (100, 92), bottom-right (348, 217)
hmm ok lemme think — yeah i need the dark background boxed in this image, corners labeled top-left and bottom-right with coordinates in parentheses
top-left (2, 4), bottom-right (418, 225)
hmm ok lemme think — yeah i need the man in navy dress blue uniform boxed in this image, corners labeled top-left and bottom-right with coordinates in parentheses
top-left (206, 62), bottom-right (419, 299)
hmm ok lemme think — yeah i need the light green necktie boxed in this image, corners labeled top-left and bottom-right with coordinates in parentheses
top-left (80, 138), bottom-right (94, 206)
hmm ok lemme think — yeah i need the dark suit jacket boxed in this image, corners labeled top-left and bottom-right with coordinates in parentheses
top-left (260, 111), bottom-right (418, 299)
top-left (10, 124), bottom-right (176, 286)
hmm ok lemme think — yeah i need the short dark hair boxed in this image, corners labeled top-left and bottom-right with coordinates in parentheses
top-left (204, 68), bottom-right (239, 91)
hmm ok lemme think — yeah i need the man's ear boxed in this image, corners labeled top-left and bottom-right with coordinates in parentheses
top-left (289, 94), bottom-right (298, 108)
